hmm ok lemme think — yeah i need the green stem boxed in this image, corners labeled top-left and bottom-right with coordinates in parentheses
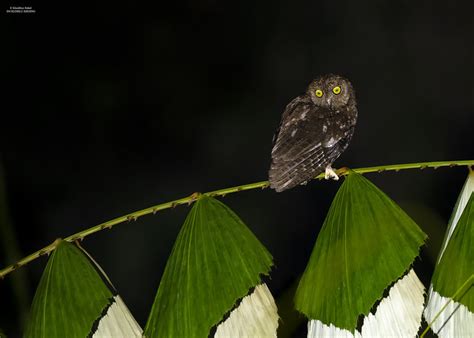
top-left (0, 159), bottom-right (472, 279)
top-left (420, 274), bottom-right (474, 337)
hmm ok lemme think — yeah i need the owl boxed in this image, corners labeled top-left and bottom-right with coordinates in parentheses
top-left (269, 74), bottom-right (358, 192)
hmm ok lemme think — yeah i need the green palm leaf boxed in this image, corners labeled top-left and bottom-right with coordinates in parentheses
top-left (24, 241), bottom-right (113, 338)
top-left (144, 195), bottom-right (273, 338)
top-left (424, 171), bottom-right (474, 337)
top-left (432, 193), bottom-right (474, 311)
top-left (295, 172), bottom-right (426, 331)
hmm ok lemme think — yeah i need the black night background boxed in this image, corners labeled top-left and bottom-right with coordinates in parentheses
top-left (1, 1), bottom-right (473, 336)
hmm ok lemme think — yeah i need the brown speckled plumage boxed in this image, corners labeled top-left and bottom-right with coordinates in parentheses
top-left (269, 74), bottom-right (358, 192)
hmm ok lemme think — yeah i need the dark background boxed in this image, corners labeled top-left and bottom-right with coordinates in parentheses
top-left (1, 1), bottom-right (473, 336)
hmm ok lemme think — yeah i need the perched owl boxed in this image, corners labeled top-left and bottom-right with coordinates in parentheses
top-left (269, 74), bottom-right (358, 192)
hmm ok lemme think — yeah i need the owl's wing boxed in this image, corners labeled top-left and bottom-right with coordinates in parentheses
top-left (269, 99), bottom-right (354, 191)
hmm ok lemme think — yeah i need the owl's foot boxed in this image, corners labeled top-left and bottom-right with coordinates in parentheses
top-left (325, 166), bottom-right (339, 181)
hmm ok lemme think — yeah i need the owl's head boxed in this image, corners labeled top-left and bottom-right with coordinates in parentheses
top-left (306, 74), bottom-right (355, 109)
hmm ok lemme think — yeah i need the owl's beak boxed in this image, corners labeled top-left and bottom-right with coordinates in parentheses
top-left (326, 97), bottom-right (332, 107)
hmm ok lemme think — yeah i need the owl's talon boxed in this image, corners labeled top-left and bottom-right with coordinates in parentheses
top-left (325, 167), bottom-right (339, 181)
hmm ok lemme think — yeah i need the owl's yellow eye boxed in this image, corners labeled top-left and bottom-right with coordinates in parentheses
top-left (315, 89), bottom-right (323, 97)
top-left (332, 86), bottom-right (341, 95)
